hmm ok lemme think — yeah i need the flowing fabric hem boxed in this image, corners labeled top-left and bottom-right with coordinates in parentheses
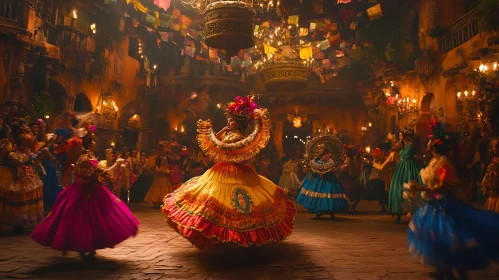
top-left (162, 193), bottom-right (296, 249)
top-left (31, 182), bottom-right (139, 253)
top-left (485, 197), bottom-right (499, 213)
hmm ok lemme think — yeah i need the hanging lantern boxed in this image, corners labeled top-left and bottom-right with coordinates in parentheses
top-left (261, 61), bottom-right (308, 93)
top-left (203, 1), bottom-right (255, 58)
top-left (96, 92), bottom-right (118, 120)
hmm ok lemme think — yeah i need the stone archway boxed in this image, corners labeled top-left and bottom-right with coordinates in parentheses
top-left (420, 93), bottom-right (436, 114)
top-left (47, 79), bottom-right (69, 114)
top-left (118, 101), bottom-right (149, 151)
top-left (74, 93), bottom-right (93, 112)
top-left (416, 93), bottom-right (436, 139)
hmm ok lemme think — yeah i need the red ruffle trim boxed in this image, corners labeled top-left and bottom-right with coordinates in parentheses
top-left (162, 192), bottom-right (296, 249)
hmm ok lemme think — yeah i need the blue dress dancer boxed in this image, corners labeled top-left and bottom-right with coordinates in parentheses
top-left (296, 137), bottom-right (349, 220)
top-left (405, 120), bottom-right (499, 280)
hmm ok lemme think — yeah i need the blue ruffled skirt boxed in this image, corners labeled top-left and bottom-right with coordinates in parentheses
top-left (296, 173), bottom-right (349, 214)
top-left (408, 196), bottom-right (499, 270)
top-left (42, 160), bottom-right (63, 209)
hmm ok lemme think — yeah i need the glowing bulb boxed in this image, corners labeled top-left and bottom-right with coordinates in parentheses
top-left (45, 115), bottom-right (49, 119)
top-left (217, 103), bottom-right (221, 108)
top-left (153, 64), bottom-right (157, 69)
top-left (72, 10), bottom-right (77, 19)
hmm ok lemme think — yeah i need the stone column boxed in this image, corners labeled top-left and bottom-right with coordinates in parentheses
top-left (274, 121), bottom-right (283, 157)
top-left (6, 44), bottom-right (29, 114)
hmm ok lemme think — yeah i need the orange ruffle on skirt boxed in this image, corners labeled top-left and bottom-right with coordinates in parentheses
top-left (162, 162), bottom-right (296, 249)
top-left (485, 197), bottom-right (499, 213)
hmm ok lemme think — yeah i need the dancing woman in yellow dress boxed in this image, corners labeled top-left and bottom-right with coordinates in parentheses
top-left (162, 96), bottom-right (296, 249)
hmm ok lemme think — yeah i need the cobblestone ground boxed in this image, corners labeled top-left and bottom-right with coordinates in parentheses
top-left (1, 202), bottom-right (499, 280)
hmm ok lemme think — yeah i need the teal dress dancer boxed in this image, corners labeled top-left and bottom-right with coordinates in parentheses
top-left (296, 144), bottom-right (349, 219)
top-left (388, 143), bottom-right (422, 222)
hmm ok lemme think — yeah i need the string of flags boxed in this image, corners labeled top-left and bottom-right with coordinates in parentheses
top-left (113, 0), bottom-right (384, 83)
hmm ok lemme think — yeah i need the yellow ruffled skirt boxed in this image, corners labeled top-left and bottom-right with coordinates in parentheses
top-left (485, 196), bottom-right (499, 213)
top-left (0, 167), bottom-right (44, 227)
top-left (162, 162), bottom-right (296, 249)
top-left (144, 174), bottom-right (172, 205)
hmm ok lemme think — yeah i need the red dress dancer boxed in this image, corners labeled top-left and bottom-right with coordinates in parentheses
top-left (32, 134), bottom-right (139, 258)
top-left (162, 96), bottom-right (296, 249)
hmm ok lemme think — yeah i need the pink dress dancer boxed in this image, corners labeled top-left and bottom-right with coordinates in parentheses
top-left (154, 0), bottom-right (171, 11)
top-left (31, 153), bottom-right (139, 258)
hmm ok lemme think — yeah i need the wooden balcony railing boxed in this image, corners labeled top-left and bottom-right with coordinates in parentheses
top-left (0, 0), bottom-right (20, 21)
top-left (439, 8), bottom-right (482, 53)
top-left (46, 24), bottom-right (88, 51)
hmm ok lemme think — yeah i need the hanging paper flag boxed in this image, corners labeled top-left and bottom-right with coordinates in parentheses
top-left (299, 28), bottom-right (309, 36)
top-left (263, 43), bottom-right (277, 58)
top-left (241, 59), bottom-right (252, 67)
top-left (254, 25), bottom-right (260, 33)
top-left (309, 22), bottom-right (316, 31)
top-left (312, 45), bottom-right (321, 54)
top-left (184, 46), bottom-right (195, 57)
top-left (154, 0), bottom-right (171, 11)
top-left (154, 12), bottom-right (160, 29)
top-left (159, 13), bottom-right (173, 27)
top-left (145, 13), bottom-right (156, 25)
top-left (171, 23), bottom-right (181, 31)
top-left (337, 0), bottom-right (351, 3)
top-left (300, 45), bottom-right (313, 59)
top-left (314, 51), bottom-right (325, 59)
top-left (172, 8), bottom-right (181, 18)
top-left (262, 21), bottom-right (270, 28)
top-left (327, 33), bottom-right (340, 45)
top-left (288, 15), bottom-right (299, 25)
top-left (318, 39), bottom-right (330, 50)
top-left (315, 20), bottom-right (326, 30)
top-left (350, 21), bottom-right (356, 30)
top-left (181, 15), bottom-right (192, 26)
top-left (326, 22), bottom-right (338, 32)
top-left (367, 4), bottom-right (383, 20)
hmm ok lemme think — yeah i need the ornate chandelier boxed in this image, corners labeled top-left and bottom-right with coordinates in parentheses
top-left (287, 113), bottom-right (308, 128)
top-left (255, 21), bottom-right (313, 92)
top-left (95, 93), bottom-right (118, 121)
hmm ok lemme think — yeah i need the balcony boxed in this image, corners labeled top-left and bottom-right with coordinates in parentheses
top-left (0, 0), bottom-right (20, 22)
top-left (46, 24), bottom-right (89, 51)
top-left (439, 8), bottom-right (481, 53)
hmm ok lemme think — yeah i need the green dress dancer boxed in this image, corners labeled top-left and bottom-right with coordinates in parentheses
top-left (388, 143), bottom-right (422, 223)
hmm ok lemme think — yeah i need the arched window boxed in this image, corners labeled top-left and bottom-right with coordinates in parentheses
top-left (74, 93), bottom-right (93, 112)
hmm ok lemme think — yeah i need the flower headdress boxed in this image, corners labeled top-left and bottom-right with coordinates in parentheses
top-left (225, 96), bottom-right (258, 129)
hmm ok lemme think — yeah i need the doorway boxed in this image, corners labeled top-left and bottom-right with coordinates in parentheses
top-left (282, 121), bottom-right (313, 159)
top-left (122, 114), bottom-right (140, 150)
